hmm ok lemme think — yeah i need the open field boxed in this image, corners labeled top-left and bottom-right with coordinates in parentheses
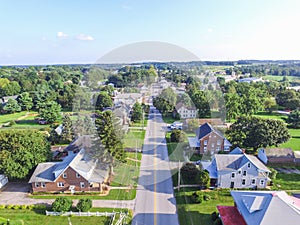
top-left (175, 188), bottom-right (233, 225)
top-left (264, 75), bottom-right (300, 82)
top-left (278, 128), bottom-right (300, 151)
top-left (254, 111), bottom-right (288, 121)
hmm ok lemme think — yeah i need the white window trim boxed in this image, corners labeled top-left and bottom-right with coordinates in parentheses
top-left (41, 182), bottom-right (46, 188)
top-left (35, 182), bottom-right (40, 188)
top-left (76, 173), bottom-right (81, 178)
top-left (57, 182), bottom-right (64, 187)
top-left (80, 182), bottom-right (85, 188)
top-left (242, 179), bottom-right (246, 185)
top-left (63, 173), bottom-right (67, 178)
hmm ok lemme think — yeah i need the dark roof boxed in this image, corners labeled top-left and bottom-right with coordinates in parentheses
top-left (196, 122), bottom-right (225, 140)
top-left (217, 206), bottom-right (247, 225)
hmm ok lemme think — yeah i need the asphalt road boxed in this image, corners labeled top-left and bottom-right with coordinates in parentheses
top-left (132, 107), bottom-right (179, 225)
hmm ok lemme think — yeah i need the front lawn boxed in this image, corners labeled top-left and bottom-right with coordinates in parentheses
top-left (269, 166), bottom-right (300, 190)
top-left (123, 130), bottom-right (146, 149)
top-left (254, 111), bottom-right (288, 122)
top-left (165, 132), bottom-right (186, 162)
top-left (175, 188), bottom-right (233, 225)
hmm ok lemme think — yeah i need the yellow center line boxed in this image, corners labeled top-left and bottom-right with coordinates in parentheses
top-left (153, 120), bottom-right (157, 225)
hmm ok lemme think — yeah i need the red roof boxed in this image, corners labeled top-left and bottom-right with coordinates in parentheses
top-left (217, 206), bottom-right (247, 225)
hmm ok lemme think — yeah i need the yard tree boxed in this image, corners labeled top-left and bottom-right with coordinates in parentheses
top-left (226, 116), bottom-right (290, 152)
top-left (199, 170), bottom-right (210, 189)
top-left (287, 110), bottom-right (300, 128)
top-left (160, 87), bottom-right (177, 108)
top-left (2, 81), bottom-right (21, 96)
top-left (131, 102), bottom-right (143, 122)
top-left (52, 197), bottom-right (73, 212)
top-left (3, 98), bottom-right (21, 114)
top-left (180, 162), bottom-right (200, 184)
top-left (76, 198), bottom-right (92, 212)
top-left (95, 91), bottom-right (113, 111)
top-left (18, 92), bottom-right (33, 111)
top-left (190, 90), bottom-right (210, 118)
top-left (39, 101), bottom-right (62, 123)
top-left (170, 130), bottom-right (185, 142)
top-left (60, 114), bottom-right (75, 144)
top-left (0, 130), bottom-right (51, 179)
top-left (94, 110), bottom-right (126, 174)
top-left (225, 93), bottom-right (241, 120)
top-left (153, 97), bottom-right (174, 115)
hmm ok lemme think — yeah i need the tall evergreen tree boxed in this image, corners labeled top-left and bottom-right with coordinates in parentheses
top-left (60, 115), bottom-right (75, 144)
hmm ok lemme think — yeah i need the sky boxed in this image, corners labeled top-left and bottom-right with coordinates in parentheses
top-left (1, 0), bottom-right (300, 65)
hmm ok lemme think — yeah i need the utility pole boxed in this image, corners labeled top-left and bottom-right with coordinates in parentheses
top-left (178, 160), bottom-right (181, 191)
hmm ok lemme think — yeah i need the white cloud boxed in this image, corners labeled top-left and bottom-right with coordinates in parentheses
top-left (76, 34), bottom-right (94, 41)
top-left (57, 31), bottom-right (68, 39)
top-left (207, 28), bottom-right (213, 33)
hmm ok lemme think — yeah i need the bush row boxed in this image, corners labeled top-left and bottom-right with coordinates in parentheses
top-left (0, 204), bottom-right (46, 210)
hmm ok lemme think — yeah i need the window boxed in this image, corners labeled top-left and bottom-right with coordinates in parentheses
top-left (41, 182), bottom-right (46, 188)
top-left (204, 140), bottom-right (208, 145)
top-left (76, 173), bottom-right (81, 178)
top-left (35, 182), bottom-right (40, 188)
top-left (238, 170), bottom-right (241, 174)
top-left (243, 171), bottom-right (247, 176)
top-left (203, 147), bottom-right (207, 152)
top-left (242, 179), bottom-right (246, 185)
top-left (217, 140), bottom-right (221, 145)
top-left (260, 179), bottom-right (265, 186)
top-left (252, 179), bottom-right (256, 185)
top-left (216, 147), bottom-right (220, 151)
top-left (211, 143), bottom-right (215, 148)
top-left (231, 172), bottom-right (235, 178)
top-left (62, 173), bottom-right (67, 178)
top-left (80, 182), bottom-right (85, 188)
top-left (57, 182), bottom-right (64, 187)
top-left (247, 163), bottom-right (251, 168)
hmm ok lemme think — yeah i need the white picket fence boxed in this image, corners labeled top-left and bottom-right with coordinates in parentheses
top-left (45, 210), bottom-right (115, 217)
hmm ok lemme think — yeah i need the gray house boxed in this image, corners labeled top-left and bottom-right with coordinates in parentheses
top-left (206, 149), bottom-right (270, 188)
top-left (217, 190), bottom-right (300, 225)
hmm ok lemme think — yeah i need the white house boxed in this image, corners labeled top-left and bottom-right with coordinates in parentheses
top-left (206, 148), bottom-right (270, 189)
top-left (175, 103), bottom-right (197, 119)
top-left (0, 174), bottom-right (8, 189)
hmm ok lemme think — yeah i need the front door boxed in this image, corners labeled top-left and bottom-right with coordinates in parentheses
top-left (230, 181), bottom-right (234, 188)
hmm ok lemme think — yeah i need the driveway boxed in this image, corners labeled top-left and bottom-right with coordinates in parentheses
top-left (0, 182), bottom-right (134, 209)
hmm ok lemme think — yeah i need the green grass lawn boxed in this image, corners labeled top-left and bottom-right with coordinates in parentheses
top-left (129, 118), bottom-right (148, 127)
top-left (110, 161), bottom-right (140, 187)
top-left (175, 188), bottom-right (233, 225)
top-left (165, 132), bottom-right (186, 162)
top-left (123, 130), bottom-right (145, 149)
top-left (0, 111), bottom-right (28, 125)
top-left (278, 128), bottom-right (300, 151)
top-left (0, 207), bottom-right (131, 225)
top-left (30, 188), bottom-right (136, 200)
top-left (264, 75), bottom-right (300, 82)
top-left (254, 111), bottom-right (288, 122)
top-left (269, 165), bottom-right (300, 190)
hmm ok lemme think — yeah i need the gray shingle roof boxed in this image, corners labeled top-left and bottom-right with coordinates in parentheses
top-left (231, 190), bottom-right (300, 225)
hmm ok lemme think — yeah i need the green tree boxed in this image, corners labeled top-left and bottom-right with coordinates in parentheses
top-left (3, 98), bottom-right (21, 114)
top-left (170, 130), bottom-right (185, 142)
top-left (95, 91), bottom-right (113, 111)
top-left (287, 110), bottom-right (300, 128)
top-left (199, 170), bottom-right (210, 189)
top-left (2, 81), bottom-right (21, 96)
top-left (39, 101), bottom-right (62, 123)
top-left (131, 102), bottom-right (143, 122)
top-left (180, 163), bottom-right (200, 184)
top-left (0, 130), bottom-right (51, 179)
top-left (76, 198), bottom-right (92, 212)
top-left (191, 90), bottom-right (210, 118)
top-left (18, 92), bottom-right (33, 111)
top-left (226, 116), bottom-right (290, 151)
top-left (52, 197), bottom-right (73, 212)
top-left (94, 110), bottom-right (126, 174)
top-left (60, 115), bottom-right (75, 144)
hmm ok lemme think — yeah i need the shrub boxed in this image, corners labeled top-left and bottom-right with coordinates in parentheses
top-left (170, 130), bottom-right (185, 142)
top-left (269, 168), bottom-right (278, 180)
top-left (12, 205), bottom-right (21, 209)
top-left (8, 120), bottom-right (16, 126)
top-left (6, 205), bottom-right (13, 209)
top-left (20, 205), bottom-right (27, 210)
top-left (180, 163), bottom-right (200, 184)
top-left (211, 211), bottom-right (218, 221)
top-left (52, 197), bottom-right (73, 212)
top-left (199, 170), bottom-right (210, 189)
top-left (76, 198), bottom-right (92, 212)
top-left (190, 192), bottom-right (203, 204)
top-left (26, 205), bottom-right (34, 210)
top-left (203, 194), bottom-right (211, 201)
top-left (0, 205), bottom-right (5, 209)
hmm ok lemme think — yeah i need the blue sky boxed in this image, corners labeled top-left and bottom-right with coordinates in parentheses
top-left (1, 0), bottom-right (300, 65)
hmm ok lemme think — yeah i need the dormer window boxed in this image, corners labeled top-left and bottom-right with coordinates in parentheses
top-left (76, 173), bottom-right (81, 178)
top-left (247, 163), bottom-right (251, 168)
top-left (63, 173), bottom-right (67, 178)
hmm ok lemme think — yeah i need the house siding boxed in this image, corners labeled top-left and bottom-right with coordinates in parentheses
top-left (32, 167), bottom-right (100, 193)
top-left (199, 132), bottom-right (224, 154)
top-left (217, 163), bottom-right (268, 189)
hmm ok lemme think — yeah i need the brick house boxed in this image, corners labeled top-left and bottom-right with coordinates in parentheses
top-left (29, 149), bottom-right (109, 193)
top-left (188, 123), bottom-right (231, 154)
